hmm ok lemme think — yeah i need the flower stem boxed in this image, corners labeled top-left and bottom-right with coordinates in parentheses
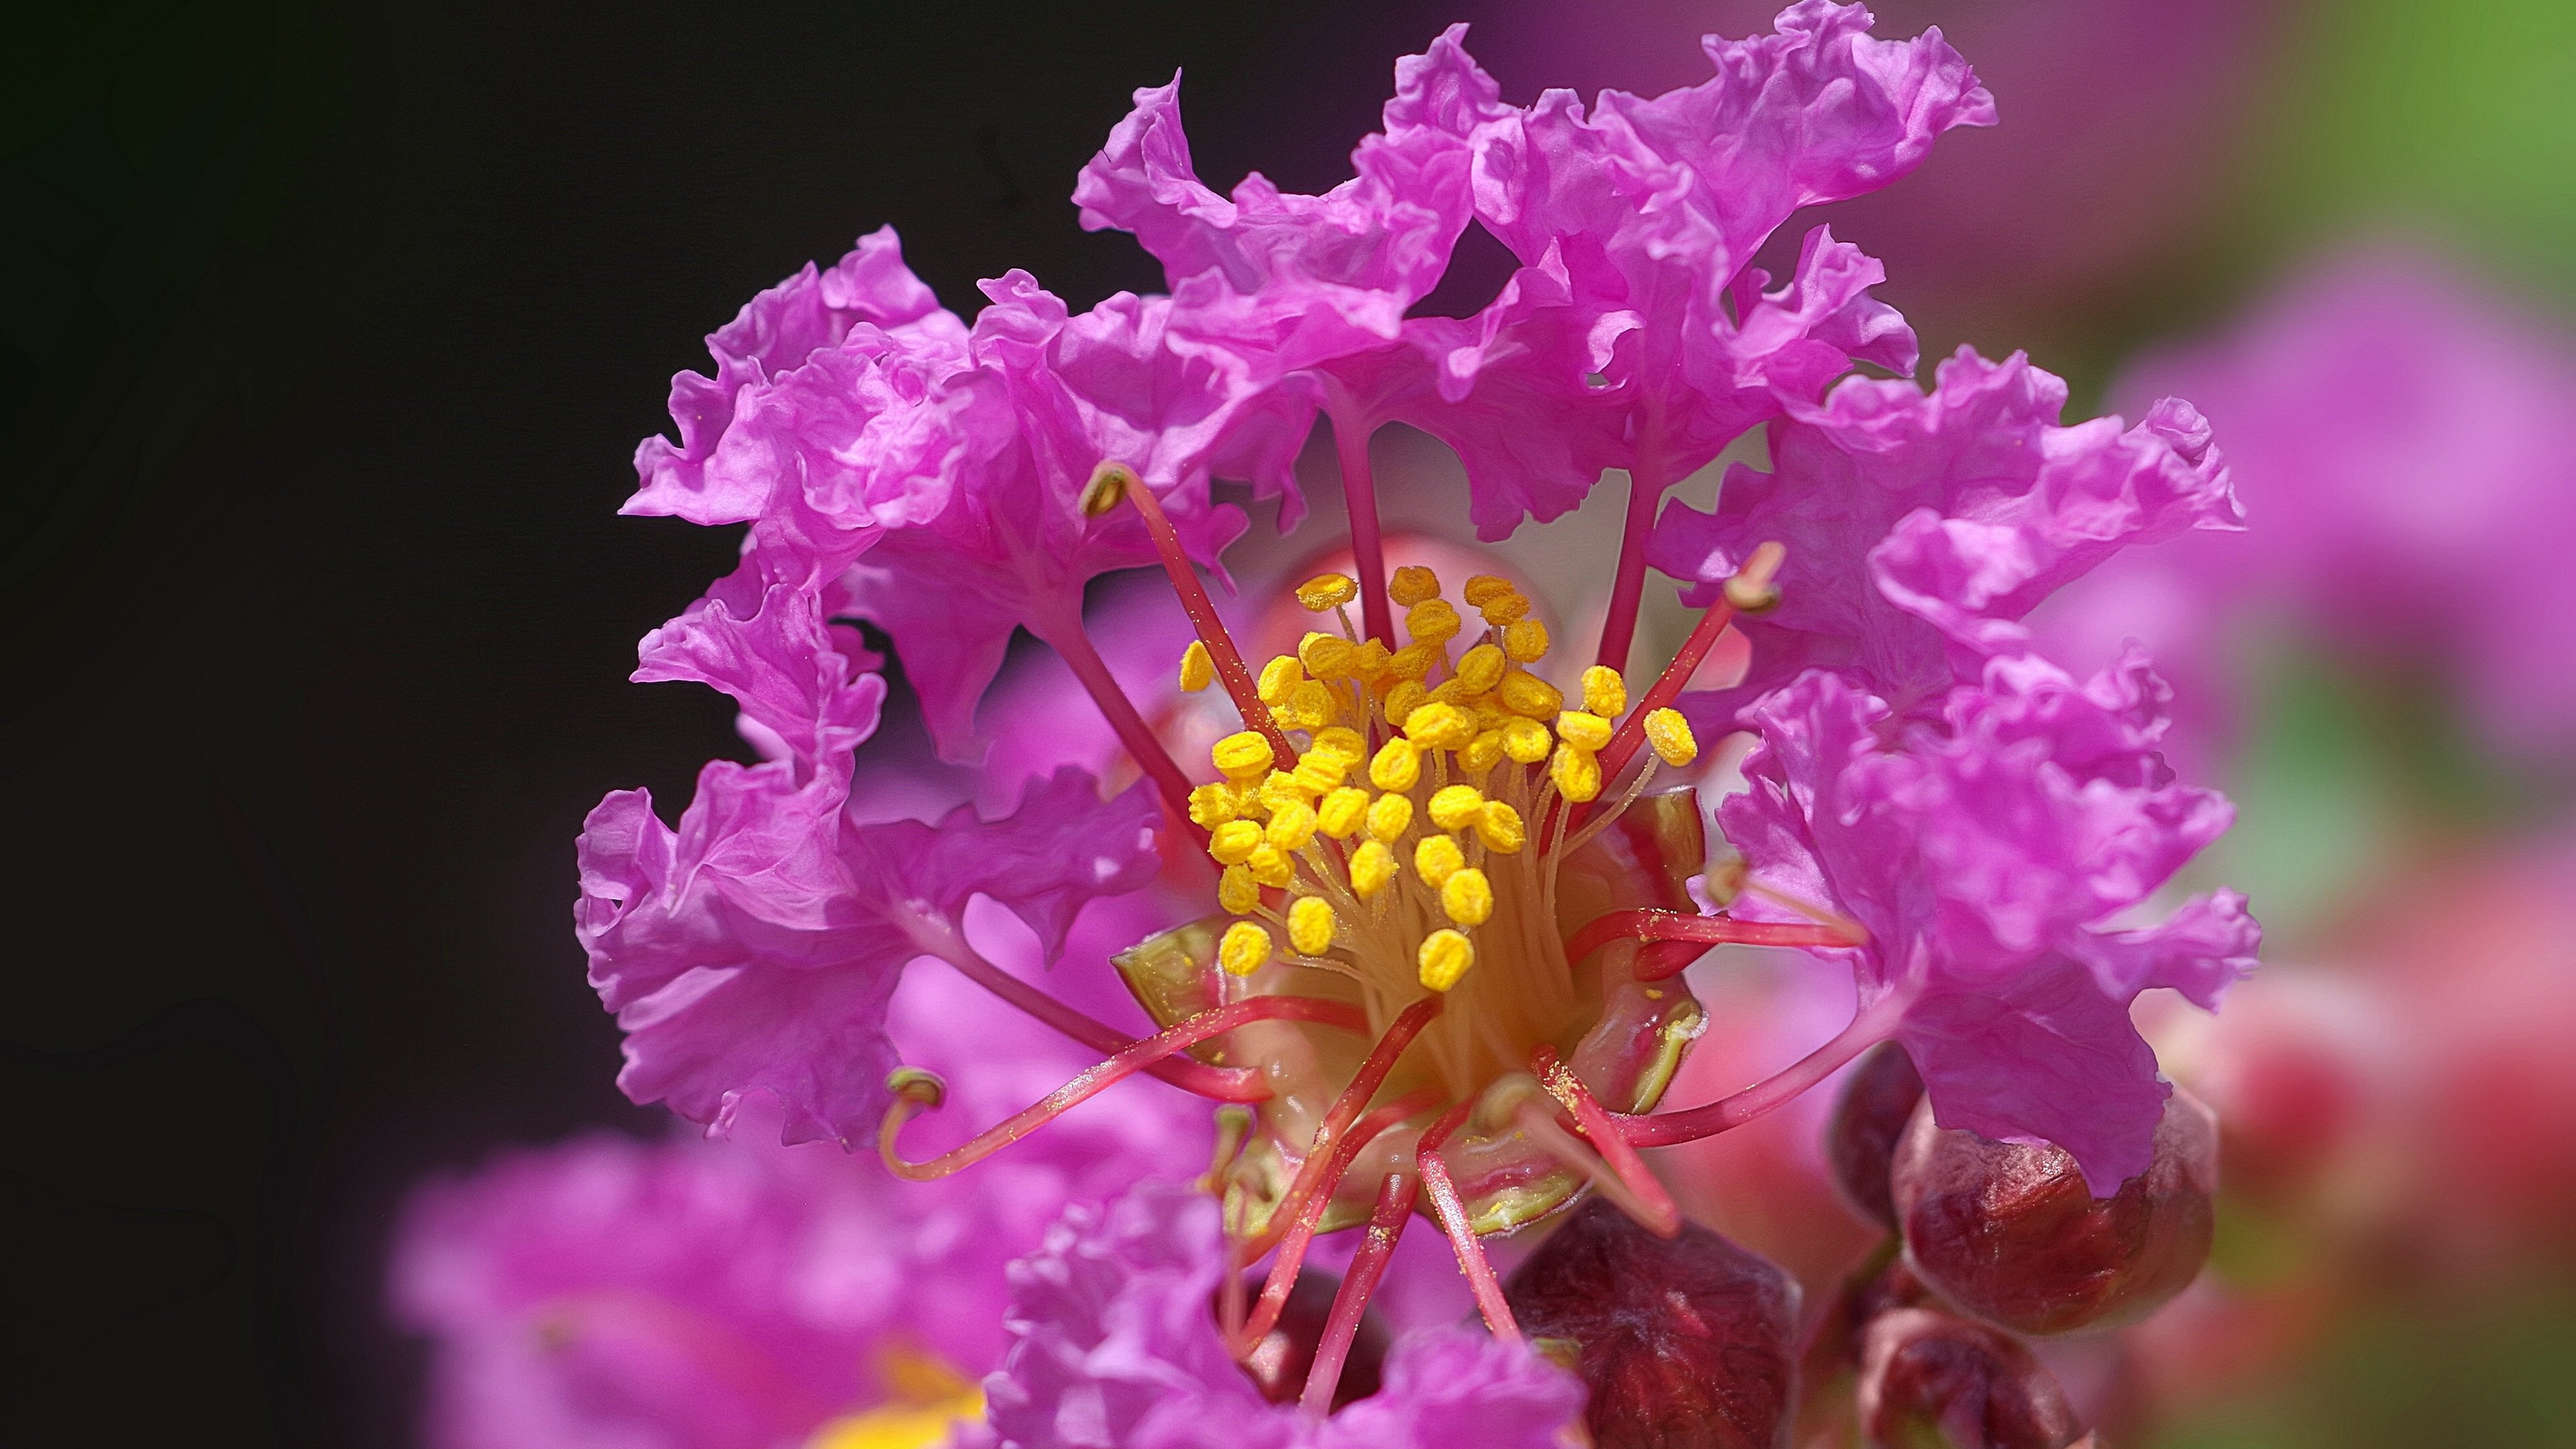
top-left (1596, 441), bottom-right (1666, 675)
top-left (877, 996), bottom-right (1369, 1179)
top-left (1324, 392), bottom-right (1395, 648)
top-left (1299, 1169), bottom-right (1417, 1417)
top-left (1028, 611), bottom-right (1201, 833)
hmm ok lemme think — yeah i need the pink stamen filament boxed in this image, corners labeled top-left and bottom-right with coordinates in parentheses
top-left (930, 943), bottom-right (1269, 1102)
top-left (1233, 1088), bottom-right (1439, 1354)
top-left (1416, 1101), bottom-right (1521, 1343)
top-left (1322, 390), bottom-right (1394, 648)
top-left (1563, 908), bottom-right (1867, 979)
top-left (1234, 997), bottom-right (1447, 1348)
top-left (878, 996), bottom-right (1368, 1180)
top-left (1111, 470), bottom-right (1300, 768)
top-left (1531, 1046), bottom-right (1678, 1236)
top-left (1611, 992), bottom-right (1906, 1149)
top-left (1298, 1169), bottom-right (1417, 1417)
top-left (1027, 610), bottom-right (1201, 832)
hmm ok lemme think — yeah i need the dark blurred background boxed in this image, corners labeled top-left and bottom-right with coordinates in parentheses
top-left (6, 1), bottom-right (2571, 1444)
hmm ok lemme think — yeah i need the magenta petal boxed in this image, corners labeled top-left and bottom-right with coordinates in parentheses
top-left (578, 765), bottom-right (1162, 1146)
top-left (1723, 658), bottom-right (2258, 1191)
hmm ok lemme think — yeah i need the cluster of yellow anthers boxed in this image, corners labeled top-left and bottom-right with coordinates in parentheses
top-left (1174, 566), bottom-right (1699, 1000)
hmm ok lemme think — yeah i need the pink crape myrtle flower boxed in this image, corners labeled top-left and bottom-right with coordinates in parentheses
top-left (967, 1181), bottom-right (1585, 1449)
top-left (1717, 654), bottom-right (2259, 1191)
top-left (2032, 246), bottom-right (2576, 770)
top-left (549, 2), bottom-right (2255, 1439)
top-left (1648, 347), bottom-right (2242, 731)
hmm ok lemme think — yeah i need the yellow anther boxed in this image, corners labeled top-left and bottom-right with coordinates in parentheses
top-left (1225, 780), bottom-right (1267, 817)
top-left (1318, 786), bottom-right (1370, 839)
top-left (1218, 863), bottom-right (1260, 914)
top-left (1219, 920), bottom-right (1273, 977)
top-left (1299, 631), bottom-right (1356, 678)
top-left (1287, 894), bottom-right (1338, 955)
top-left (1550, 742), bottom-right (1602, 803)
top-left (1440, 867), bottom-right (1495, 926)
top-left (1208, 820), bottom-right (1263, 865)
top-left (1460, 729), bottom-right (1505, 773)
top-left (1247, 843), bottom-right (1295, 888)
top-left (1387, 641), bottom-right (1444, 680)
top-left (1383, 680), bottom-right (1431, 725)
top-left (1284, 679), bottom-right (1337, 731)
top-left (1256, 655), bottom-right (1303, 706)
top-left (1455, 642), bottom-right (1507, 694)
top-left (1499, 716), bottom-right (1553, 765)
top-left (1388, 565), bottom-right (1442, 607)
top-left (1556, 710), bottom-right (1613, 752)
top-left (1417, 929), bottom-right (1475, 992)
top-left (1405, 598), bottom-right (1462, 645)
top-left (1479, 592), bottom-right (1532, 626)
top-left (1580, 665), bottom-right (1627, 718)
top-left (1426, 677), bottom-right (1474, 708)
top-left (1350, 840), bottom-right (1396, 898)
top-left (1461, 574), bottom-right (1515, 607)
top-left (1366, 791), bottom-right (1413, 843)
top-left (1403, 702), bottom-right (1477, 751)
top-left (1644, 707), bottom-right (1699, 767)
top-left (1498, 672), bottom-right (1564, 718)
top-left (1186, 782), bottom-right (1238, 829)
top-left (1502, 618), bottom-right (1550, 663)
top-left (1414, 833), bottom-right (1466, 887)
top-left (1179, 640), bottom-right (1215, 694)
top-left (1474, 801), bottom-right (1526, 853)
top-left (1311, 726), bottom-right (1366, 763)
top-left (1296, 574), bottom-right (1358, 612)
top-left (1351, 640), bottom-right (1392, 680)
top-left (1369, 737), bottom-right (1422, 793)
top-left (1265, 799), bottom-right (1319, 851)
top-left (1428, 784), bottom-right (1487, 832)
top-left (1214, 731), bottom-right (1275, 782)
top-left (1291, 753), bottom-right (1348, 797)
top-left (1258, 770), bottom-right (1315, 813)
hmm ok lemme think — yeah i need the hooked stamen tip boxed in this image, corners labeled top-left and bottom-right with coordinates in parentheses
top-left (1081, 460), bottom-right (1139, 517)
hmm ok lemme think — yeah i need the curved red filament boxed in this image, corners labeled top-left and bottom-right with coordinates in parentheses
top-left (878, 996), bottom-right (1368, 1181)
top-left (1232, 1087), bottom-right (1438, 1354)
top-left (1416, 1099), bottom-right (1521, 1344)
top-left (1609, 1002), bottom-right (1897, 1149)
top-left (933, 946), bottom-right (1270, 1102)
top-left (1299, 1168), bottom-right (1417, 1417)
top-left (1564, 908), bottom-right (1866, 978)
top-left (1532, 1046), bottom-right (1678, 1237)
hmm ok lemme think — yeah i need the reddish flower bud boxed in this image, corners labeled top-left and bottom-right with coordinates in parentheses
top-left (1828, 1042), bottom-right (1925, 1230)
top-left (1858, 1305), bottom-right (2088, 1448)
top-left (1224, 1268), bottom-right (1385, 1408)
top-left (1892, 1086), bottom-right (2216, 1336)
top-left (1506, 1197), bottom-right (1800, 1449)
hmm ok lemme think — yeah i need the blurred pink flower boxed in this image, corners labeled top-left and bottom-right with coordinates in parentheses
top-left (2033, 247), bottom-right (2576, 769)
